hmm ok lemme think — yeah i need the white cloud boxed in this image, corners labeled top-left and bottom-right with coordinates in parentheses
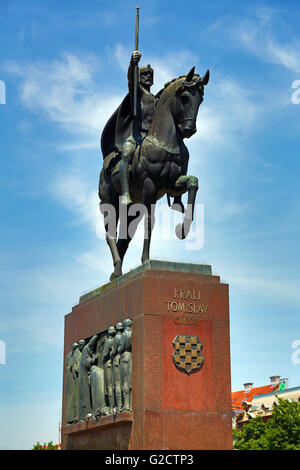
top-left (205, 7), bottom-right (300, 74)
top-left (226, 8), bottom-right (300, 73)
top-left (4, 53), bottom-right (122, 147)
top-left (194, 78), bottom-right (260, 147)
top-left (50, 171), bottom-right (101, 233)
top-left (230, 275), bottom-right (300, 308)
top-left (267, 41), bottom-right (300, 72)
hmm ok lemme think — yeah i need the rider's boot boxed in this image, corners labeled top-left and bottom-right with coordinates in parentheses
top-left (120, 139), bottom-right (135, 205)
top-left (119, 158), bottom-right (132, 205)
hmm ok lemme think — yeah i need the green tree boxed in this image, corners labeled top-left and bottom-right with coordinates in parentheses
top-left (234, 397), bottom-right (300, 450)
top-left (32, 441), bottom-right (60, 450)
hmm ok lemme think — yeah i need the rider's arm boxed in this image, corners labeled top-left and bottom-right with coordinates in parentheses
top-left (127, 51), bottom-right (142, 96)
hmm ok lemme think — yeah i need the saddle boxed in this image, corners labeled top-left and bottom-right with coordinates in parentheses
top-left (103, 141), bottom-right (141, 177)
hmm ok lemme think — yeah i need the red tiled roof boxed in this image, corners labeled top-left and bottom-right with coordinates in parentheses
top-left (232, 383), bottom-right (280, 410)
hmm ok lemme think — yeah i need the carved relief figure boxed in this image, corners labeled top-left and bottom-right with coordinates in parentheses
top-left (90, 335), bottom-right (106, 418)
top-left (72, 339), bottom-right (85, 421)
top-left (110, 322), bottom-right (124, 413)
top-left (78, 335), bottom-right (98, 421)
top-left (65, 342), bottom-right (78, 424)
top-left (102, 326), bottom-right (116, 414)
top-left (65, 321), bottom-right (133, 423)
top-left (118, 319), bottom-right (132, 412)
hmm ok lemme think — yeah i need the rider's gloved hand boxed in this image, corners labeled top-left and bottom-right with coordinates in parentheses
top-left (131, 50), bottom-right (142, 65)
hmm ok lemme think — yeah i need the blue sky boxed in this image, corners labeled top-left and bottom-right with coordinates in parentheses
top-left (1, 0), bottom-right (300, 449)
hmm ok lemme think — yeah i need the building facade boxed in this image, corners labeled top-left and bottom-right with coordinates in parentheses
top-left (232, 376), bottom-right (299, 430)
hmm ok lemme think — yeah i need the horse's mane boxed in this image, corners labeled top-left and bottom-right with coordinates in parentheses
top-left (155, 74), bottom-right (203, 102)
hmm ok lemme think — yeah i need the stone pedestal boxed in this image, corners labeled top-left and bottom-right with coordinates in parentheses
top-left (61, 261), bottom-right (232, 450)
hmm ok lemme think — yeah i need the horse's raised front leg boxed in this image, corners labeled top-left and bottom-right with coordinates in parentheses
top-left (141, 178), bottom-right (157, 264)
top-left (173, 175), bottom-right (199, 240)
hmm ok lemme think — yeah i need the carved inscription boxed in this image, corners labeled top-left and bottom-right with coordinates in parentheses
top-left (166, 301), bottom-right (208, 314)
top-left (174, 316), bottom-right (202, 326)
top-left (166, 287), bottom-right (209, 325)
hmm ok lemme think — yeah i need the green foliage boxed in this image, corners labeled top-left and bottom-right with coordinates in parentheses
top-left (233, 417), bottom-right (268, 450)
top-left (234, 397), bottom-right (300, 450)
top-left (32, 441), bottom-right (60, 450)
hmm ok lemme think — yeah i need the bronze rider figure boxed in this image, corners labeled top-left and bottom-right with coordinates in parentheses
top-left (119, 50), bottom-right (156, 205)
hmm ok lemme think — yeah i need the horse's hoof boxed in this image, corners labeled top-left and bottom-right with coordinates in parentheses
top-left (110, 271), bottom-right (121, 281)
top-left (110, 264), bottom-right (122, 281)
top-left (175, 223), bottom-right (185, 240)
top-left (175, 217), bottom-right (192, 240)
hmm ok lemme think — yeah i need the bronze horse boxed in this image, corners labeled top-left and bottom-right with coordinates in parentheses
top-left (99, 67), bottom-right (209, 280)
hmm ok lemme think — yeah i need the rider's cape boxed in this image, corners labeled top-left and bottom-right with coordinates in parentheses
top-left (101, 93), bottom-right (133, 160)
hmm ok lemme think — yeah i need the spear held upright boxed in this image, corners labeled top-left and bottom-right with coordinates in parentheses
top-left (133, 6), bottom-right (140, 117)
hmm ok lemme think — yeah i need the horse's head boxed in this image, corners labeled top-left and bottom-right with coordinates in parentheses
top-left (171, 67), bottom-right (209, 139)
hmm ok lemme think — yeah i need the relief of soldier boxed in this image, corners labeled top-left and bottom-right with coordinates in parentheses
top-left (64, 320), bottom-right (132, 424)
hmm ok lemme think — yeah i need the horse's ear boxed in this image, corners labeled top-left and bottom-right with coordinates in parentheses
top-left (201, 69), bottom-right (210, 85)
top-left (186, 66), bottom-right (195, 82)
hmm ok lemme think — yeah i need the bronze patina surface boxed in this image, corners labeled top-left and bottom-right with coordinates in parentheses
top-left (64, 321), bottom-right (132, 425)
top-left (98, 10), bottom-right (209, 280)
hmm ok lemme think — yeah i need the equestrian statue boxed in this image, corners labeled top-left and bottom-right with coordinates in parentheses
top-left (98, 8), bottom-right (209, 281)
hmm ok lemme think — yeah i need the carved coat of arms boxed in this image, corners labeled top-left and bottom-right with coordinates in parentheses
top-left (172, 335), bottom-right (204, 375)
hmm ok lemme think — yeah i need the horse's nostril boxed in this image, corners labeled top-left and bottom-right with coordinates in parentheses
top-left (178, 123), bottom-right (196, 138)
top-left (184, 128), bottom-right (196, 138)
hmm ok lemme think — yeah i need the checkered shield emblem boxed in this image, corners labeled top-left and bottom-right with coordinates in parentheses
top-left (172, 335), bottom-right (204, 375)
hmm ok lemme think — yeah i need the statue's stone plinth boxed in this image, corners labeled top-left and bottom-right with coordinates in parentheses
top-left (61, 261), bottom-right (232, 450)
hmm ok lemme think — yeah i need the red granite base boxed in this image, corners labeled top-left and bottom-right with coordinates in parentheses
top-left (61, 264), bottom-right (232, 450)
top-left (62, 412), bottom-right (133, 450)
